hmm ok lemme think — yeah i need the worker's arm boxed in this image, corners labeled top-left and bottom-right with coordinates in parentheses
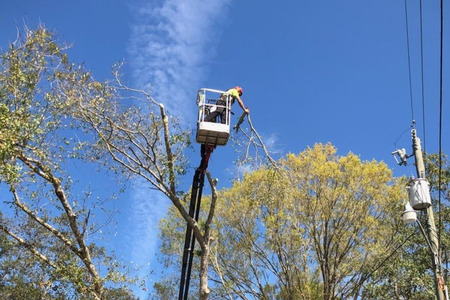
top-left (235, 95), bottom-right (250, 114)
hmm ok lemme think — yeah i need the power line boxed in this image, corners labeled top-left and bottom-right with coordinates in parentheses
top-left (438, 0), bottom-right (444, 249)
top-left (419, 0), bottom-right (427, 151)
top-left (404, 0), bottom-right (415, 122)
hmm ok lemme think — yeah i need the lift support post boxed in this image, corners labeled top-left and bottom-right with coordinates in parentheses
top-left (178, 145), bottom-right (214, 300)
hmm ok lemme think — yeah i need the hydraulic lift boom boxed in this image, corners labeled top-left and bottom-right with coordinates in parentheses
top-left (178, 145), bottom-right (215, 300)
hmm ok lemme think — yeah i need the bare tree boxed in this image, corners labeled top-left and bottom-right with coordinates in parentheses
top-left (56, 59), bottom-right (227, 298)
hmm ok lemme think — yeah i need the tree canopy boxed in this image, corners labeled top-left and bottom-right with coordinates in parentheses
top-left (157, 143), bottom-right (413, 299)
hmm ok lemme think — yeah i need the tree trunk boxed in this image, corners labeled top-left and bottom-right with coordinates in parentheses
top-left (199, 243), bottom-right (211, 300)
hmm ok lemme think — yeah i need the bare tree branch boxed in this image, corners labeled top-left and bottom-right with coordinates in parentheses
top-left (11, 188), bottom-right (82, 256)
top-left (234, 112), bottom-right (277, 170)
top-left (16, 152), bottom-right (104, 299)
top-left (0, 223), bottom-right (58, 270)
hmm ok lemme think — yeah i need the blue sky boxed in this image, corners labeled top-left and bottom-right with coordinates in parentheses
top-left (1, 0), bottom-right (449, 298)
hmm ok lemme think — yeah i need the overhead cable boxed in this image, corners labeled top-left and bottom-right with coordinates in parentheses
top-left (404, 0), bottom-right (415, 122)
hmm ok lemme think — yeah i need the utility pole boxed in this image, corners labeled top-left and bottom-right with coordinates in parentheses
top-left (411, 128), bottom-right (448, 300)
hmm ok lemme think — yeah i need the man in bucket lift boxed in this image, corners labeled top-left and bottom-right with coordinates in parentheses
top-left (204, 86), bottom-right (250, 124)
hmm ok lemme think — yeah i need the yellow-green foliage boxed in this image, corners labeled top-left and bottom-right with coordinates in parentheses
top-left (214, 144), bottom-right (406, 299)
top-left (158, 143), bottom-right (407, 299)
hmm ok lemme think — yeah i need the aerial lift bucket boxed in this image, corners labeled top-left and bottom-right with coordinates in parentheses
top-left (196, 88), bottom-right (231, 146)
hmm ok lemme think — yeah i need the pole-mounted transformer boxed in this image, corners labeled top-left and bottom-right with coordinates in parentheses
top-left (393, 126), bottom-right (448, 300)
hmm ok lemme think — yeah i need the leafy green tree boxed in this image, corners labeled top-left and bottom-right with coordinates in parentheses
top-left (157, 143), bottom-right (408, 299)
top-left (0, 26), bottom-right (135, 299)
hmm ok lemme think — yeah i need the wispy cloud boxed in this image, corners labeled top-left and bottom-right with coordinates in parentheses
top-left (128, 180), bottom-right (167, 268)
top-left (117, 180), bottom-right (168, 299)
top-left (126, 0), bottom-right (232, 295)
top-left (128, 0), bottom-right (231, 120)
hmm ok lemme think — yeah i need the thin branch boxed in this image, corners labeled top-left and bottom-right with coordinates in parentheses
top-left (246, 114), bottom-right (277, 167)
top-left (210, 247), bottom-right (234, 300)
top-left (235, 112), bottom-right (277, 169)
top-left (0, 223), bottom-right (57, 269)
top-left (17, 152), bottom-right (103, 299)
top-left (11, 188), bottom-right (82, 256)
